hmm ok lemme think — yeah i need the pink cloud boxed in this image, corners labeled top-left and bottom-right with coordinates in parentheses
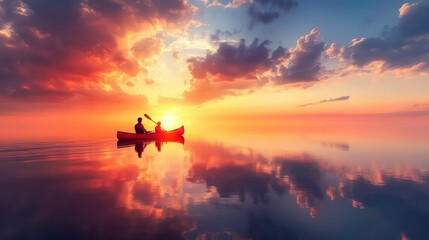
top-left (0, 0), bottom-right (196, 112)
top-left (183, 28), bottom-right (327, 104)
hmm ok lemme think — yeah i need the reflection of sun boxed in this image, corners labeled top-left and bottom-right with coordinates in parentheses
top-left (161, 114), bottom-right (177, 129)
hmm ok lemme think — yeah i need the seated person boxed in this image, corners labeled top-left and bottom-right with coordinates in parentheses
top-left (155, 121), bottom-right (164, 133)
top-left (134, 117), bottom-right (148, 134)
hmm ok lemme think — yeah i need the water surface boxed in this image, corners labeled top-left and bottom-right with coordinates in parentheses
top-left (1, 122), bottom-right (429, 240)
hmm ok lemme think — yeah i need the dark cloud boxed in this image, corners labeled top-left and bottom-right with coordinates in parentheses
top-left (340, 1), bottom-right (429, 70)
top-left (209, 29), bottom-right (240, 43)
top-left (184, 28), bottom-right (326, 104)
top-left (297, 95), bottom-right (350, 107)
top-left (184, 38), bottom-right (273, 104)
top-left (0, 0), bottom-right (195, 111)
top-left (248, 0), bottom-right (298, 26)
top-left (275, 28), bottom-right (326, 84)
top-left (187, 38), bottom-right (272, 81)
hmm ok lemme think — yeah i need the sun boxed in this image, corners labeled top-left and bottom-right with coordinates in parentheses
top-left (161, 114), bottom-right (177, 129)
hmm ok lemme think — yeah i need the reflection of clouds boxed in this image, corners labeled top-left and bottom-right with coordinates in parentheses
top-left (0, 142), bottom-right (193, 240)
top-left (177, 139), bottom-right (429, 238)
top-left (246, 213), bottom-right (297, 240)
top-left (185, 139), bottom-right (429, 226)
top-left (339, 176), bottom-right (429, 240)
top-left (133, 180), bottom-right (162, 206)
top-left (188, 163), bottom-right (271, 204)
top-left (195, 231), bottom-right (248, 240)
top-left (186, 140), bottom-right (272, 204)
top-left (320, 141), bottom-right (350, 151)
top-left (342, 165), bottom-right (427, 186)
top-left (273, 155), bottom-right (325, 218)
top-left (185, 140), bottom-right (269, 167)
top-left (186, 141), bottom-right (327, 217)
top-left (4, 140), bottom-right (429, 239)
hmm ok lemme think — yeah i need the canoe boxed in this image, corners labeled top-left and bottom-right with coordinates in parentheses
top-left (116, 125), bottom-right (185, 140)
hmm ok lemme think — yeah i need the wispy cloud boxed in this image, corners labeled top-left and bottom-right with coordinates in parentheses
top-left (320, 141), bottom-right (350, 151)
top-left (411, 103), bottom-right (429, 110)
top-left (297, 96), bottom-right (350, 107)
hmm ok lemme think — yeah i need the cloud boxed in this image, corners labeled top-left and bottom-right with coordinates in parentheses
top-left (411, 103), bottom-right (429, 109)
top-left (248, 0), bottom-right (298, 26)
top-left (340, 1), bottom-right (429, 71)
top-left (209, 29), bottom-right (240, 44)
top-left (205, 0), bottom-right (252, 9)
top-left (274, 28), bottom-right (326, 84)
top-left (297, 95), bottom-right (350, 107)
top-left (320, 141), bottom-right (350, 151)
top-left (184, 28), bottom-right (327, 104)
top-left (0, 0), bottom-right (196, 112)
top-left (412, 103), bottom-right (429, 107)
top-left (187, 38), bottom-right (272, 81)
top-left (0, 84), bottom-right (149, 114)
top-left (158, 96), bottom-right (184, 105)
top-left (184, 38), bottom-right (273, 103)
top-left (204, 0), bottom-right (297, 26)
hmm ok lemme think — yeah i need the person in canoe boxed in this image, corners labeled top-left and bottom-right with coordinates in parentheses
top-left (155, 121), bottom-right (165, 133)
top-left (134, 117), bottom-right (148, 134)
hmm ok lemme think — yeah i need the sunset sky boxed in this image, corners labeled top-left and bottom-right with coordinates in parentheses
top-left (1, 0), bottom-right (429, 139)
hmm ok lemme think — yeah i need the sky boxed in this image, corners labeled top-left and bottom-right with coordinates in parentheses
top-left (1, 0), bottom-right (429, 139)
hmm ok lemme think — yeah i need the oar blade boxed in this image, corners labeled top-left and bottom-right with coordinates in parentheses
top-left (144, 114), bottom-right (152, 121)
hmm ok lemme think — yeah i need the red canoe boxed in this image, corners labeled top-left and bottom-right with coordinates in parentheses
top-left (117, 136), bottom-right (185, 148)
top-left (116, 126), bottom-right (185, 140)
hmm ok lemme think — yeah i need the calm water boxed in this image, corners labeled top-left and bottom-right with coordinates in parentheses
top-left (1, 126), bottom-right (429, 240)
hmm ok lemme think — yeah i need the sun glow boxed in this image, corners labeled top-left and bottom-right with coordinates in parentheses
top-left (161, 114), bottom-right (178, 129)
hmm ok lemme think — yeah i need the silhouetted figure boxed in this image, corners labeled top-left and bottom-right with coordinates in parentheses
top-left (134, 142), bottom-right (147, 158)
top-left (155, 121), bottom-right (164, 133)
top-left (134, 117), bottom-right (148, 134)
top-left (155, 141), bottom-right (162, 152)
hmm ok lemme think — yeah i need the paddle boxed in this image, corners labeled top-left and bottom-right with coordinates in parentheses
top-left (144, 114), bottom-right (166, 131)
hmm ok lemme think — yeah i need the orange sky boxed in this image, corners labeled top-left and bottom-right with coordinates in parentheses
top-left (1, 1), bottom-right (429, 140)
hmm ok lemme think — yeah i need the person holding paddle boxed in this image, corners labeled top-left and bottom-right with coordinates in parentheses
top-left (144, 114), bottom-right (166, 133)
top-left (155, 121), bottom-right (165, 133)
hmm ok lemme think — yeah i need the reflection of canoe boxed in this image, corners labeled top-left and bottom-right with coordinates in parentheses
top-left (116, 126), bottom-right (185, 140)
top-left (117, 136), bottom-right (185, 148)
